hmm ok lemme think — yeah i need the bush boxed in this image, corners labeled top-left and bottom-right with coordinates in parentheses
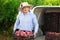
top-left (44, 0), bottom-right (60, 6)
top-left (0, 0), bottom-right (20, 34)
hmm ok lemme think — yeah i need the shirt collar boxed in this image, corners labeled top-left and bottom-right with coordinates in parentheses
top-left (21, 11), bottom-right (30, 15)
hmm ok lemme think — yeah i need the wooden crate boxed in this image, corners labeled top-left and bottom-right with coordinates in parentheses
top-left (45, 32), bottom-right (60, 40)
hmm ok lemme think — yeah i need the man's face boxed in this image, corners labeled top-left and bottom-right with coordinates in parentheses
top-left (22, 6), bottom-right (30, 13)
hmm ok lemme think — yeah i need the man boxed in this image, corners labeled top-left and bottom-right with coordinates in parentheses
top-left (14, 2), bottom-right (39, 39)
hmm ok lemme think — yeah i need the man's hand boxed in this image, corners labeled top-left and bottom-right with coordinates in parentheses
top-left (34, 33), bottom-right (36, 38)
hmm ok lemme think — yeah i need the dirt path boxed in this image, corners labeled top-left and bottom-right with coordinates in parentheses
top-left (35, 36), bottom-right (45, 40)
top-left (0, 35), bottom-right (7, 40)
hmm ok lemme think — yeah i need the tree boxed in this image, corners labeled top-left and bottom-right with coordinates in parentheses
top-left (44, 0), bottom-right (60, 6)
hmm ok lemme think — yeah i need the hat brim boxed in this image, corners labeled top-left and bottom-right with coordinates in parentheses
top-left (18, 4), bottom-right (33, 10)
top-left (22, 6), bottom-right (31, 8)
top-left (18, 6), bottom-right (32, 11)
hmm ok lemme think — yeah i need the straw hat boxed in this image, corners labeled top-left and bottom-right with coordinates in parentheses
top-left (19, 2), bottom-right (32, 9)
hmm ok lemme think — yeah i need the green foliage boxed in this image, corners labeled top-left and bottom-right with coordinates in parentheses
top-left (43, 0), bottom-right (60, 6)
top-left (0, 0), bottom-right (20, 34)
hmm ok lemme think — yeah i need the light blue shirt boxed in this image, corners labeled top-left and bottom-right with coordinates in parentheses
top-left (14, 11), bottom-right (39, 33)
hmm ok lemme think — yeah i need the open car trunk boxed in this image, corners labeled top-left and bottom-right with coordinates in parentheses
top-left (43, 12), bottom-right (60, 34)
top-left (32, 6), bottom-right (60, 35)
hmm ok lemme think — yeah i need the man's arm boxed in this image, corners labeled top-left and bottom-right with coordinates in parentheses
top-left (14, 18), bottom-right (20, 32)
top-left (32, 14), bottom-right (39, 34)
top-left (14, 12), bottom-right (20, 32)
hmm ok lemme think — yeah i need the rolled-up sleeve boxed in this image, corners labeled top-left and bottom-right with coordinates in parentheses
top-left (32, 14), bottom-right (39, 33)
